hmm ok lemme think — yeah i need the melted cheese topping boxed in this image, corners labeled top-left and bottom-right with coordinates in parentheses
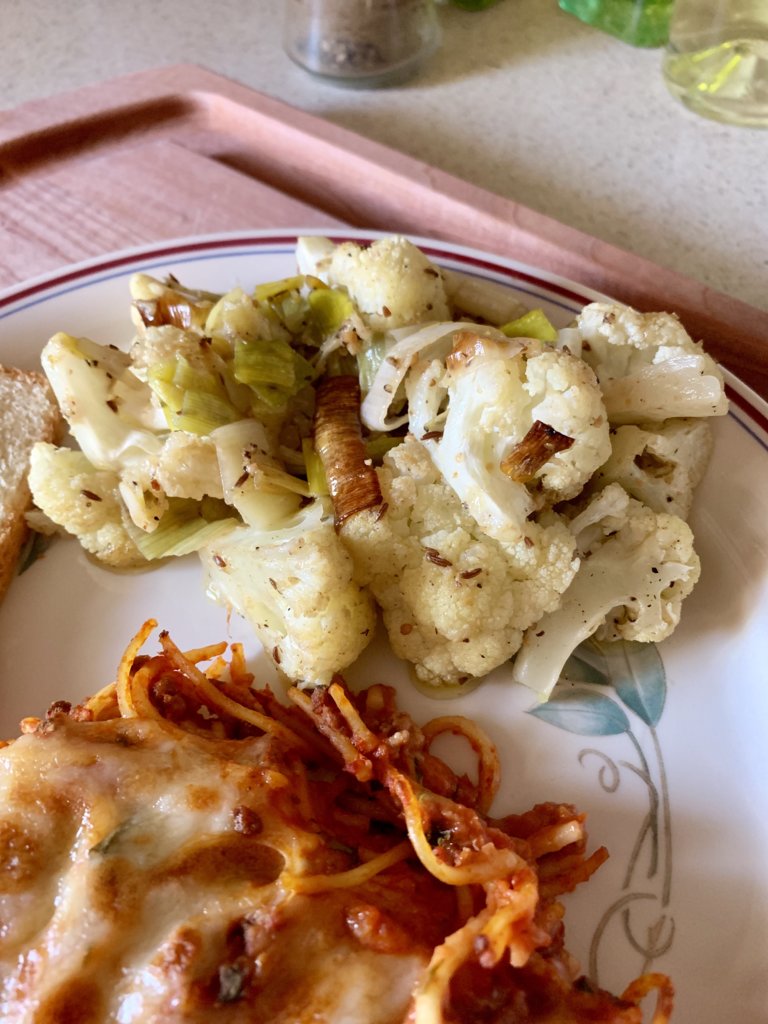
top-left (0, 717), bottom-right (431, 1024)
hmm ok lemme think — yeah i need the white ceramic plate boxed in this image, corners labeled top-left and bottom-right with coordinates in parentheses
top-left (1, 231), bottom-right (766, 1021)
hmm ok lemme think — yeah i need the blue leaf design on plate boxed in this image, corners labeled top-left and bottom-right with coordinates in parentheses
top-left (528, 687), bottom-right (631, 736)
top-left (598, 641), bottom-right (666, 727)
top-left (561, 639), bottom-right (610, 686)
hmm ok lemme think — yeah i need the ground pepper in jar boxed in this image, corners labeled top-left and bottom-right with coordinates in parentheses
top-left (283, 0), bottom-right (441, 87)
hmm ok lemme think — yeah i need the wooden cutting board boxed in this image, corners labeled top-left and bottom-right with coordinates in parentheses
top-left (1, 63), bottom-right (766, 399)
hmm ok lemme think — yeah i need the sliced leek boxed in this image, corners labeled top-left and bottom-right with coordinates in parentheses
top-left (500, 309), bottom-right (558, 342)
top-left (129, 497), bottom-right (238, 559)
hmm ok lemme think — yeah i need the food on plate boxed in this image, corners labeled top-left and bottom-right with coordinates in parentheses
top-left (361, 326), bottom-right (613, 529)
top-left (0, 622), bottom-right (674, 1023)
top-left (339, 431), bottom-right (579, 690)
top-left (296, 233), bottom-right (452, 330)
top-left (198, 504), bottom-right (376, 686)
top-left (28, 446), bottom-right (148, 568)
top-left (568, 303), bottom-right (729, 424)
top-left (27, 236), bottom-right (727, 696)
top-left (512, 483), bottom-right (701, 696)
top-left (0, 364), bottom-right (61, 603)
top-left (588, 419), bottom-right (713, 520)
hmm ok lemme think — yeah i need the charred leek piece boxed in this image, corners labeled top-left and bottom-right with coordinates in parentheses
top-left (314, 376), bottom-right (383, 528)
top-left (500, 420), bottom-right (575, 483)
top-left (132, 277), bottom-right (218, 330)
top-left (134, 297), bottom-right (194, 330)
top-left (446, 329), bottom-right (522, 372)
top-left (446, 329), bottom-right (490, 371)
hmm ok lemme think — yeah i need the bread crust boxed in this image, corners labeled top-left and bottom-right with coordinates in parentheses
top-left (0, 365), bottom-right (62, 602)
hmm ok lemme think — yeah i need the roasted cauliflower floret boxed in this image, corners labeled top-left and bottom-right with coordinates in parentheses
top-left (514, 340), bottom-right (612, 500)
top-left (513, 483), bottom-right (701, 698)
top-left (40, 332), bottom-right (170, 532)
top-left (41, 332), bottom-right (165, 461)
top-left (201, 514), bottom-right (376, 688)
top-left (591, 418), bottom-right (714, 519)
top-left (204, 286), bottom-right (292, 347)
top-left (154, 432), bottom-right (224, 501)
top-left (28, 444), bottom-right (145, 568)
top-left (573, 302), bottom-right (728, 424)
top-left (341, 438), bottom-right (578, 688)
top-left (129, 324), bottom-right (215, 381)
top-left (296, 235), bottom-right (450, 331)
top-left (409, 333), bottom-right (610, 543)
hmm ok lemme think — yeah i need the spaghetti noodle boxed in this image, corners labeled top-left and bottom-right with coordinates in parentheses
top-left (0, 622), bottom-right (673, 1023)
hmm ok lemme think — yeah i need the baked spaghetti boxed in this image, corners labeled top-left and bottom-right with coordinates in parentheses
top-left (0, 621), bottom-right (673, 1023)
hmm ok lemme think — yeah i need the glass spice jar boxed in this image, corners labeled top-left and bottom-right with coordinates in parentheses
top-left (283, 0), bottom-right (442, 87)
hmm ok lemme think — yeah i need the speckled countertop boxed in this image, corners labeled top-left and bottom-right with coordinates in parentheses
top-left (4, 0), bottom-right (766, 311)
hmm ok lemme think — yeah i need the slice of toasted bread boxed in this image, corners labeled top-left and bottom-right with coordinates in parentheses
top-left (0, 366), bottom-right (62, 603)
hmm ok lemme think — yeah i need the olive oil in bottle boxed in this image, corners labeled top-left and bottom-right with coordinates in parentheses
top-left (558, 0), bottom-right (673, 47)
top-left (663, 1), bottom-right (768, 126)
